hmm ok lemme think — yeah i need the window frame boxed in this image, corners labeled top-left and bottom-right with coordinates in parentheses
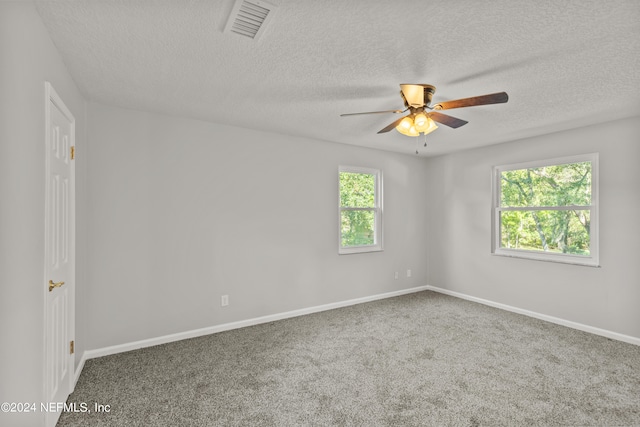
top-left (338, 165), bottom-right (383, 255)
top-left (492, 153), bottom-right (599, 267)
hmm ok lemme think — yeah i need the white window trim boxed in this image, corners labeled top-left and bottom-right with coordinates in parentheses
top-left (491, 153), bottom-right (599, 267)
top-left (338, 165), bottom-right (383, 255)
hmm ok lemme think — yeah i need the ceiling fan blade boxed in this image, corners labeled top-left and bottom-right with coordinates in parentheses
top-left (340, 109), bottom-right (404, 117)
top-left (429, 112), bottom-right (468, 129)
top-left (377, 115), bottom-right (408, 134)
top-left (433, 92), bottom-right (508, 110)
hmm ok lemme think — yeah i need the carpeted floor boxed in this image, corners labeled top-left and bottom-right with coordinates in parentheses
top-left (57, 291), bottom-right (640, 426)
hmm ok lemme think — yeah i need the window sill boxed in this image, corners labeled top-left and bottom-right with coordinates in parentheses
top-left (492, 250), bottom-right (600, 267)
top-left (339, 245), bottom-right (383, 255)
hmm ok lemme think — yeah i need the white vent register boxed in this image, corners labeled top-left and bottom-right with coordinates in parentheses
top-left (224, 0), bottom-right (277, 40)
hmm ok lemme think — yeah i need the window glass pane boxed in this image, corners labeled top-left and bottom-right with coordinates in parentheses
top-left (500, 162), bottom-right (591, 208)
top-left (341, 210), bottom-right (375, 247)
top-left (340, 172), bottom-right (375, 208)
top-left (500, 210), bottom-right (591, 255)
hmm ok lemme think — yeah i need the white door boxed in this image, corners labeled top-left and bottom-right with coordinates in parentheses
top-left (44, 82), bottom-right (75, 427)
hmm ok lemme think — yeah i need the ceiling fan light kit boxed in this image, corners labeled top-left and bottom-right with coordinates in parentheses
top-left (396, 114), bottom-right (438, 137)
top-left (341, 84), bottom-right (509, 148)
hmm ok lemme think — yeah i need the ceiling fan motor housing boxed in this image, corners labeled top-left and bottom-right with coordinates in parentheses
top-left (422, 85), bottom-right (436, 106)
top-left (400, 84), bottom-right (436, 108)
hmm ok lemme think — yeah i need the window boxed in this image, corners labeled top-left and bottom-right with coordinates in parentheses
top-left (492, 153), bottom-right (599, 266)
top-left (338, 166), bottom-right (383, 254)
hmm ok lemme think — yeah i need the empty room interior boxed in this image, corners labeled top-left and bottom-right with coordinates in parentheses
top-left (1, 1), bottom-right (640, 426)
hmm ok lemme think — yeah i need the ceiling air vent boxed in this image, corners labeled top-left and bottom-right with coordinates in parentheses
top-left (224, 0), bottom-right (277, 40)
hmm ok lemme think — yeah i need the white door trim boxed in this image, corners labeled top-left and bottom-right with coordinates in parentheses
top-left (43, 81), bottom-right (76, 427)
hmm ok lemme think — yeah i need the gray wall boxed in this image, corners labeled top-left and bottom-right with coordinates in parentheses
top-left (425, 116), bottom-right (640, 339)
top-left (84, 103), bottom-right (430, 350)
top-left (0, 2), bottom-right (87, 426)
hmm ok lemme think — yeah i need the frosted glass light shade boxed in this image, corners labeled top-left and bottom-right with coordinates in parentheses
top-left (396, 116), bottom-right (416, 136)
top-left (420, 117), bottom-right (438, 135)
top-left (414, 113), bottom-right (428, 130)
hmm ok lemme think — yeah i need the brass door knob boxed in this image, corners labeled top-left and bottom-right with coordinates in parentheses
top-left (48, 280), bottom-right (65, 292)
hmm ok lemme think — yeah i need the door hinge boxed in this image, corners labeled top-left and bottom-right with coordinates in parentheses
top-left (70, 340), bottom-right (75, 355)
top-left (70, 146), bottom-right (75, 160)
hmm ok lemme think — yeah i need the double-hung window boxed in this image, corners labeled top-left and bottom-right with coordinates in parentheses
top-left (338, 166), bottom-right (383, 254)
top-left (492, 153), bottom-right (599, 266)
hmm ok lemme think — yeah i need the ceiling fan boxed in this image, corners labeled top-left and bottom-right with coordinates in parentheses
top-left (341, 84), bottom-right (508, 139)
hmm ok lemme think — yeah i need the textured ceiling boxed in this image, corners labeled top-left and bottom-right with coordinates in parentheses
top-left (35, 0), bottom-right (640, 156)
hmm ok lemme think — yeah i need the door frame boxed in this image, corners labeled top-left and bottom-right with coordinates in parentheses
top-left (43, 81), bottom-right (76, 426)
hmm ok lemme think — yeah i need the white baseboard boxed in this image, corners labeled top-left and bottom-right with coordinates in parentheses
top-left (76, 283), bottom-right (637, 385)
top-left (73, 353), bottom-right (87, 390)
top-left (425, 285), bottom-right (640, 346)
top-left (83, 285), bottom-right (430, 362)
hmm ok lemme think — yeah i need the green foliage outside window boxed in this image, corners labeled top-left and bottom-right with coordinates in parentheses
top-left (500, 161), bottom-right (592, 255)
top-left (340, 172), bottom-right (376, 247)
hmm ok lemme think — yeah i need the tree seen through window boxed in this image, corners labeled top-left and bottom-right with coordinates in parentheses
top-left (499, 161), bottom-right (592, 255)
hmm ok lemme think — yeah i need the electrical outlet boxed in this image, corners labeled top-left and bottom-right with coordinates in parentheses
top-left (394, 271), bottom-right (399, 279)
top-left (221, 295), bottom-right (229, 307)
top-left (407, 269), bottom-right (412, 277)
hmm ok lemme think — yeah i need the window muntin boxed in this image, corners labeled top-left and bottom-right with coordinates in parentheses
top-left (493, 154), bottom-right (598, 266)
top-left (339, 166), bottom-right (382, 254)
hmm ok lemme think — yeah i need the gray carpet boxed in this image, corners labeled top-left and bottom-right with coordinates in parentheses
top-left (57, 291), bottom-right (640, 426)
